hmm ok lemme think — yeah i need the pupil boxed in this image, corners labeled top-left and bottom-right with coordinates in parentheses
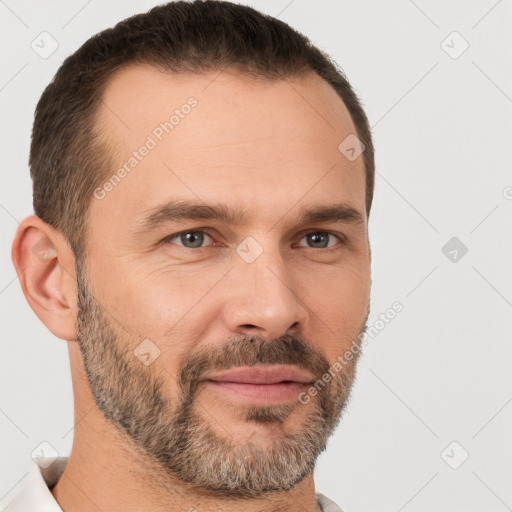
top-left (309, 233), bottom-right (328, 248)
top-left (182, 232), bottom-right (203, 248)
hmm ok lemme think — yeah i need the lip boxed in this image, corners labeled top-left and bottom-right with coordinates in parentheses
top-left (202, 366), bottom-right (316, 404)
top-left (205, 381), bottom-right (311, 404)
top-left (204, 365), bottom-right (315, 385)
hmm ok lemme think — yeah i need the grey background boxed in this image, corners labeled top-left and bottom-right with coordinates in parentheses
top-left (1, 1), bottom-right (511, 510)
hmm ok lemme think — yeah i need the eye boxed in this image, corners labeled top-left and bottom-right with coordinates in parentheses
top-left (161, 229), bottom-right (345, 251)
top-left (163, 230), bottom-right (214, 249)
top-left (296, 231), bottom-right (345, 249)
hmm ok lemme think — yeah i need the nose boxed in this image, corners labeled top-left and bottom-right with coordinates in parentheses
top-left (221, 244), bottom-right (308, 341)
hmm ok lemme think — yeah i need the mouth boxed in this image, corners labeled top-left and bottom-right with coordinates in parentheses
top-left (203, 365), bottom-right (315, 404)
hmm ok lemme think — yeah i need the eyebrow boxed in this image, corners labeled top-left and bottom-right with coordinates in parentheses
top-left (135, 199), bottom-right (365, 234)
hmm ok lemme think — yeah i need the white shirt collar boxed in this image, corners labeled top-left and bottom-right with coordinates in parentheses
top-left (5, 457), bottom-right (343, 512)
top-left (5, 457), bottom-right (68, 512)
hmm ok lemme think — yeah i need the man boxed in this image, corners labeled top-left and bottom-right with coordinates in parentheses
top-left (8, 1), bottom-right (374, 511)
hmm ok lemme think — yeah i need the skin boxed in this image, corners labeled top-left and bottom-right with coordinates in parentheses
top-left (12, 65), bottom-right (371, 512)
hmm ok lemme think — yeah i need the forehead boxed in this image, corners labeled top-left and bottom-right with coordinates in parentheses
top-left (90, 64), bottom-right (366, 237)
top-left (97, 63), bottom-right (359, 142)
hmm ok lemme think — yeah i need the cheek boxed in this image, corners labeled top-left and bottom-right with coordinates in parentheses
top-left (104, 263), bottom-right (227, 344)
top-left (300, 262), bottom-right (370, 347)
top-left (303, 251), bottom-right (370, 300)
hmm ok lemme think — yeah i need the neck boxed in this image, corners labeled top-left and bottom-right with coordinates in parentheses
top-left (51, 418), bottom-right (321, 512)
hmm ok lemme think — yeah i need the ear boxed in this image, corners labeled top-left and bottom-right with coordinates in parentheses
top-left (11, 215), bottom-right (78, 341)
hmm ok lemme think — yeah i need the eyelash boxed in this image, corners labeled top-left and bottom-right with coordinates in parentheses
top-left (161, 229), bottom-right (346, 251)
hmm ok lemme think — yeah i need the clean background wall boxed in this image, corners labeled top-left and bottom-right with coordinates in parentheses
top-left (1, 1), bottom-right (510, 510)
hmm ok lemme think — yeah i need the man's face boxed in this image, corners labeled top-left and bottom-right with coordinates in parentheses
top-left (77, 65), bottom-right (371, 496)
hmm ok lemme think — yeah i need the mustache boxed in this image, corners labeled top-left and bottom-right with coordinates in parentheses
top-left (177, 333), bottom-right (331, 401)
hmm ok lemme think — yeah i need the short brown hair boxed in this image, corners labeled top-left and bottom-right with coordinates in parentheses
top-left (30, 0), bottom-right (375, 258)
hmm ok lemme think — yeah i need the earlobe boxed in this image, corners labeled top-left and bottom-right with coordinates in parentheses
top-left (11, 215), bottom-right (78, 341)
